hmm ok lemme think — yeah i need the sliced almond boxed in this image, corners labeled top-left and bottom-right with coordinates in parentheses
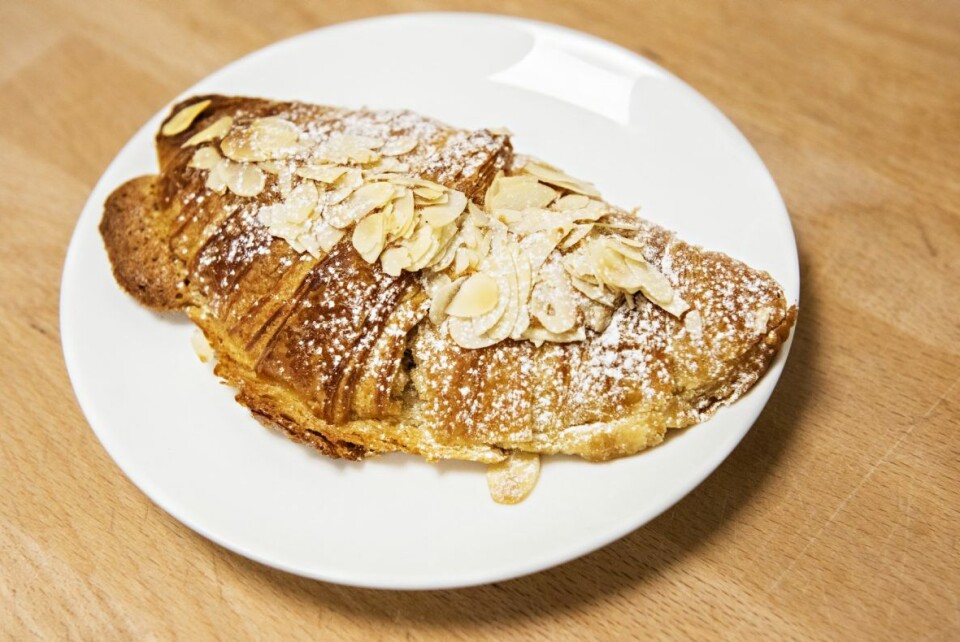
top-left (530, 263), bottom-right (578, 334)
top-left (552, 194), bottom-right (591, 211)
top-left (351, 211), bottom-right (386, 263)
top-left (284, 180), bottom-right (319, 223)
top-left (426, 223), bottom-right (464, 272)
top-left (204, 160), bottom-right (229, 193)
top-left (181, 116), bottom-right (233, 148)
top-left (625, 257), bottom-right (689, 317)
top-left (188, 146), bottom-right (222, 170)
top-left (313, 134), bottom-right (383, 164)
top-left (276, 170), bottom-right (293, 199)
top-left (380, 246), bottom-right (412, 276)
top-left (421, 190), bottom-right (467, 227)
top-left (521, 158), bottom-right (600, 197)
top-left (257, 160), bottom-right (284, 175)
top-left (447, 317), bottom-right (497, 350)
top-left (570, 275), bottom-right (615, 306)
top-left (387, 188), bottom-right (415, 238)
top-left (487, 452), bottom-right (540, 505)
top-left (485, 175), bottom-right (558, 211)
top-left (511, 306), bottom-right (531, 340)
top-left (221, 117), bottom-right (302, 162)
top-left (161, 99), bottom-right (211, 136)
top-left (380, 137), bottom-right (418, 156)
top-left (560, 223), bottom-right (594, 249)
top-left (222, 161), bottom-right (266, 197)
top-left (445, 272), bottom-right (499, 318)
top-left (319, 167), bottom-right (363, 206)
top-left (365, 157), bottom-right (410, 175)
top-left (324, 181), bottom-right (395, 229)
top-left (481, 244), bottom-right (520, 343)
top-left (312, 219), bottom-right (346, 254)
top-left (403, 224), bottom-right (437, 267)
top-left (428, 276), bottom-right (466, 325)
top-left (519, 230), bottom-right (563, 274)
top-left (454, 247), bottom-right (477, 275)
top-left (413, 186), bottom-right (445, 201)
top-left (471, 235), bottom-right (512, 336)
top-left (521, 325), bottom-right (586, 347)
top-left (296, 163), bottom-right (350, 184)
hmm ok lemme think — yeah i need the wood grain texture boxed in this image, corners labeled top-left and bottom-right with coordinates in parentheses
top-left (1, 0), bottom-right (958, 638)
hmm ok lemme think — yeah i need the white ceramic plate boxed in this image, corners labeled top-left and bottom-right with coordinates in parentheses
top-left (61, 13), bottom-right (798, 590)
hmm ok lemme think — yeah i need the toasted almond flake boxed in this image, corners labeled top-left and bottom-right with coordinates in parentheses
top-left (510, 244), bottom-right (531, 303)
top-left (426, 223), bottom-right (463, 272)
top-left (313, 220), bottom-right (346, 253)
top-left (296, 163), bottom-right (350, 183)
top-left (188, 146), bottom-right (222, 170)
top-left (472, 235), bottom-right (512, 336)
top-left (351, 211), bottom-right (386, 263)
top-left (568, 271), bottom-right (617, 307)
top-left (511, 306), bottom-right (531, 340)
top-left (257, 160), bottom-right (284, 175)
top-left (319, 167), bottom-right (363, 206)
top-left (447, 317), bottom-right (498, 349)
top-left (413, 178), bottom-right (448, 192)
top-left (285, 180), bottom-right (319, 223)
top-left (487, 452), bottom-right (540, 504)
top-left (521, 158), bottom-right (601, 197)
top-left (403, 225), bottom-right (434, 262)
top-left (221, 117), bottom-right (302, 162)
top-left (313, 134), bottom-right (383, 164)
top-left (222, 162), bottom-right (265, 197)
top-left (298, 232), bottom-right (322, 258)
top-left (428, 276), bottom-right (466, 324)
top-left (454, 247), bottom-right (476, 275)
top-left (521, 325), bottom-right (586, 347)
top-left (191, 328), bottom-right (214, 363)
top-left (380, 246), bottom-right (411, 276)
top-left (380, 137), bottom-right (418, 156)
top-left (485, 175), bottom-right (558, 211)
top-left (387, 188), bottom-right (415, 237)
top-left (627, 257), bottom-right (689, 316)
top-left (277, 171), bottom-right (293, 199)
top-left (161, 100), bottom-right (211, 136)
top-left (324, 181), bottom-right (395, 228)
top-left (552, 194), bottom-right (591, 211)
top-left (560, 223), bottom-right (594, 249)
top-left (519, 230), bottom-right (563, 274)
top-left (181, 116), bottom-right (233, 148)
top-left (421, 190), bottom-right (467, 227)
top-left (530, 263), bottom-right (578, 333)
top-left (204, 160), bottom-right (229, 193)
top-left (445, 272), bottom-right (499, 318)
top-left (482, 242), bottom-right (521, 343)
top-left (413, 186), bottom-right (445, 201)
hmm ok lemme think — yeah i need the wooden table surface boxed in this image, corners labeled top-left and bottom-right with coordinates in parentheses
top-left (2, 0), bottom-right (958, 638)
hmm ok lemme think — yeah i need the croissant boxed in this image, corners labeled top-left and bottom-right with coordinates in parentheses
top-left (100, 95), bottom-right (795, 502)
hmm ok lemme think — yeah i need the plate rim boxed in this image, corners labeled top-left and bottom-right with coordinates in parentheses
top-left (60, 11), bottom-right (799, 590)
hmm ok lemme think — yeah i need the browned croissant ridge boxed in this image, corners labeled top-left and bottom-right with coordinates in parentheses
top-left (100, 95), bottom-right (796, 499)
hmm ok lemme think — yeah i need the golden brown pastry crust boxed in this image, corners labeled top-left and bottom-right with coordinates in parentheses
top-left (100, 95), bottom-right (795, 465)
